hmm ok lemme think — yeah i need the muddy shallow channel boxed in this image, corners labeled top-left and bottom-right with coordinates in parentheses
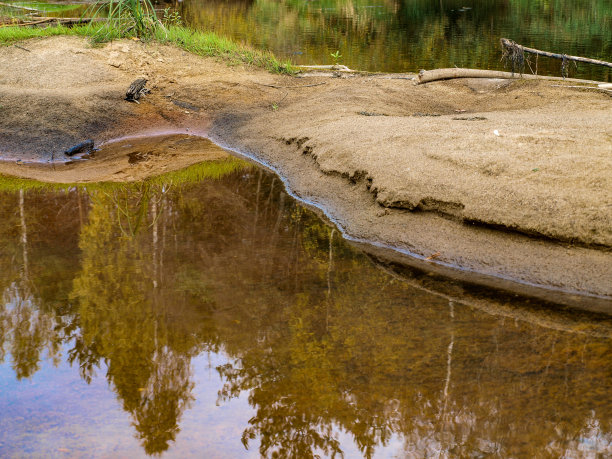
top-left (1, 139), bottom-right (611, 457)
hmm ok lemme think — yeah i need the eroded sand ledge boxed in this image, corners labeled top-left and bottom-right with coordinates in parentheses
top-left (1, 37), bottom-right (610, 307)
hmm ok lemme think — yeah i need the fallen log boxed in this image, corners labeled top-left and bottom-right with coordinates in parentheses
top-left (416, 68), bottom-right (606, 85)
top-left (255, 82), bottom-right (327, 89)
top-left (297, 64), bottom-right (353, 72)
top-left (501, 38), bottom-right (612, 69)
top-left (0, 17), bottom-right (104, 28)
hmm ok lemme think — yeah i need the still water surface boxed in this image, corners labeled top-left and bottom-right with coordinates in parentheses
top-left (17, 0), bottom-right (612, 81)
top-left (174, 0), bottom-right (612, 81)
top-left (1, 148), bottom-right (611, 457)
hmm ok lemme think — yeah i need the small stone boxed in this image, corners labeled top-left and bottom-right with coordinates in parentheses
top-left (65, 140), bottom-right (94, 157)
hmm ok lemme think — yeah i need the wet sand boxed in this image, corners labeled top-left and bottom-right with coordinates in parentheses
top-left (0, 36), bottom-right (610, 306)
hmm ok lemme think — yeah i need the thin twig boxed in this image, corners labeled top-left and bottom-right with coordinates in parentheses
top-left (13, 44), bottom-right (31, 52)
top-left (255, 82), bottom-right (326, 89)
top-left (501, 38), bottom-right (612, 69)
top-left (10, 17), bottom-right (54, 27)
top-left (276, 92), bottom-right (288, 105)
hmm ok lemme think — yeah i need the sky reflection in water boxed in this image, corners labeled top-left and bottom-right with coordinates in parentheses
top-left (0, 152), bottom-right (611, 457)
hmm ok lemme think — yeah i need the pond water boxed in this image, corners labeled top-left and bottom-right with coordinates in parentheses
top-left (6, 0), bottom-right (611, 81)
top-left (172, 0), bottom-right (612, 81)
top-left (1, 143), bottom-right (611, 457)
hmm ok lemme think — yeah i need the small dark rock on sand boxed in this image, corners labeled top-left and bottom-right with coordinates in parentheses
top-left (64, 139), bottom-right (94, 157)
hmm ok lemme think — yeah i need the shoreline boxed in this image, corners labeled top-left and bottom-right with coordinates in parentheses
top-left (208, 134), bottom-right (612, 315)
top-left (1, 36), bottom-right (610, 310)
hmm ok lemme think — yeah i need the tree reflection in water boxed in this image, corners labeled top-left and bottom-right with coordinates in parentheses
top-left (0, 158), bottom-right (611, 457)
top-left (174, 0), bottom-right (612, 81)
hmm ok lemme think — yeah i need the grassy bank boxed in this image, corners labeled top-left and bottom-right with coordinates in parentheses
top-left (0, 22), bottom-right (295, 74)
top-left (153, 25), bottom-right (294, 74)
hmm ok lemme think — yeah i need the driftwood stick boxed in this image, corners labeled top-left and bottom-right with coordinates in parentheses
top-left (255, 82), bottom-right (327, 89)
top-left (416, 68), bottom-right (606, 85)
top-left (501, 38), bottom-right (612, 69)
top-left (13, 44), bottom-right (31, 52)
top-left (0, 17), bottom-right (103, 28)
top-left (297, 64), bottom-right (354, 72)
top-left (10, 18), bottom-right (55, 26)
top-left (52, 17), bottom-right (104, 26)
top-left (0, 20), bottom-right (47, 28)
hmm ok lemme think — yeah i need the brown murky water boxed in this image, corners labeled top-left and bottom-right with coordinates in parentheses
top-left (1, 150), bottom-right (611, 457)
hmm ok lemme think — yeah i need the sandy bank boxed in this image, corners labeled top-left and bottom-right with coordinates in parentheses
top-left (0, 36), bottom-right (610, 307)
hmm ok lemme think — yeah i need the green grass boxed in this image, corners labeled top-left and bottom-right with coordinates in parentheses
top-left (154, 25), bottom-right (295, 74)
top-left (0, 24), bottom-right (79, 42)
top-left (86, 0), bottom-right (159, 41)
top-left (0, 23), bottom-right (120, 43)
top-left (0, 21), bottom-right (296, 74)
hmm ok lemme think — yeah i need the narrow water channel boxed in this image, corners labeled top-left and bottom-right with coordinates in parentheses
top-left (0, 144), bottom-right (611, 457)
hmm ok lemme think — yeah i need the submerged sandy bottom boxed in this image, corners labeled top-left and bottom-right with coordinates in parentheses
top-left (0, 36), bottom-right (610, 306)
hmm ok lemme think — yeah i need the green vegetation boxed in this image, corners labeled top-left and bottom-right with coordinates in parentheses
top-left (154, 25), bottom-right (294, 73)
top-left (86, 0), bottom-right (159, 41)
top-left (0, 24), bottom-right (79, 43)
top-left (161, 7), bottom-right (182, 28)
top-left (330, 49), bottom-right (342, 65)
top-left (0, 22), bottom-right (294, 73)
